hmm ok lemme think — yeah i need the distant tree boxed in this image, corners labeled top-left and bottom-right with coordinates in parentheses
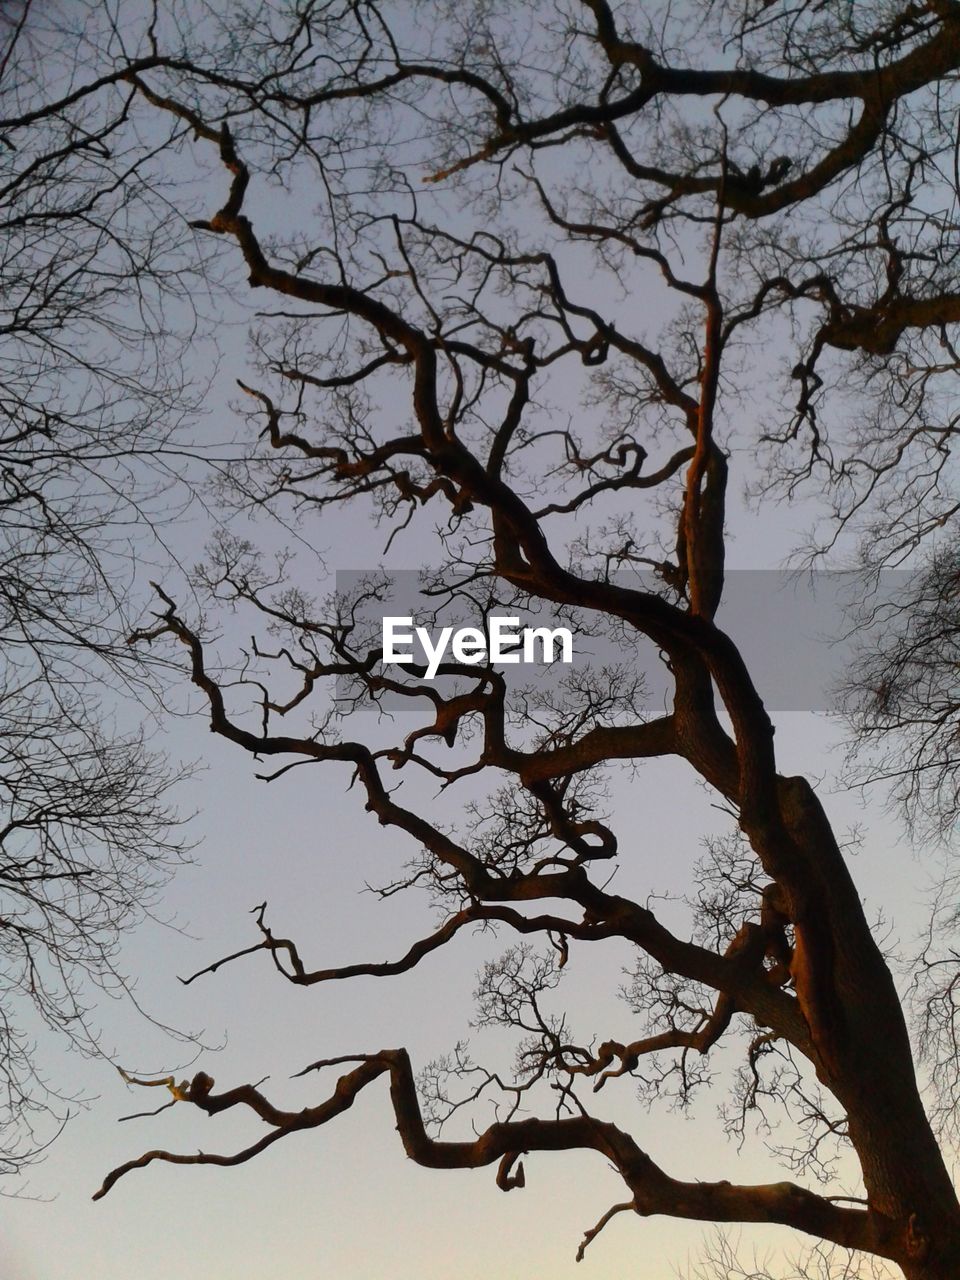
top-left (0, 1), bottom-right (198, 1174)
top-left (31, 2), bottom-right (960, 1276)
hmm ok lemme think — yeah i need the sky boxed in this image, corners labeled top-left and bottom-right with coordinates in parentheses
top-left (5, 712), bottom-right (933, 1280)
top-left (1, 4), bottom-right (953, 1278)
top-left (2, 514), bottom-right (934, 1279)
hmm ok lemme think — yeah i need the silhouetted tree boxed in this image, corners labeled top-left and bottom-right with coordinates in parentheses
top-left (0, 0), bottom-right (198, 1173)
top-left (26, 2), bottom-right (960, 1276)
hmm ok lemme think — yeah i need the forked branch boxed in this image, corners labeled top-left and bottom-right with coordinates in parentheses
top-left (94, 1049), bottom-right (883, 1259)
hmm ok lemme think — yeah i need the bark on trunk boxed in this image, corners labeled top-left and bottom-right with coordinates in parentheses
top-left (901, 1248), bottom-right (960, 1280)
top-left (779, 778), bottom-right (960, 1274)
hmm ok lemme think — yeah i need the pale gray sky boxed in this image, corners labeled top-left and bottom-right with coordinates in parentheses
top-left (2, 3), bottom-right (952, 1277)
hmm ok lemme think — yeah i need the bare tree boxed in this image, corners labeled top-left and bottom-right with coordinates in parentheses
top-left (27, 2), bottom-right (960, 1276)
top-left (688, 1228), bottom-right (898, 1280)
top-left (0, 0), bottom-right (204, 1173)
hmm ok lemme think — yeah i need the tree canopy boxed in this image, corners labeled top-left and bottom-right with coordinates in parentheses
top-left (0, 0), bottom-right (205, 1173)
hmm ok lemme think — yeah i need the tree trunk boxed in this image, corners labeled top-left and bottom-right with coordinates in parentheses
top-left (902, 1247), bottom-right (960, 1280)
top-left (778, 778), bottom-right (960, 1275)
